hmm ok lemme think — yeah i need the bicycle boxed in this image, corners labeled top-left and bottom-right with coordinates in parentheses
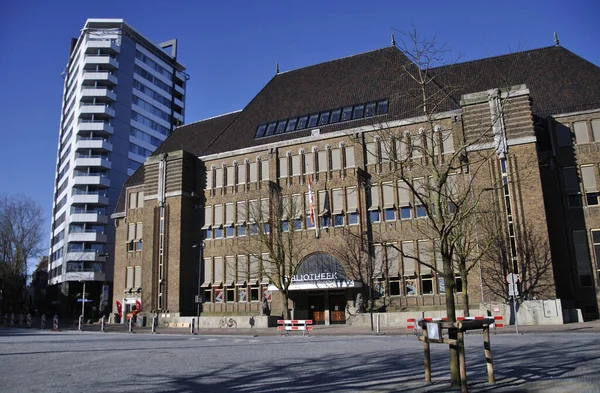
top-left (218, 316), bottom-right (237, 328)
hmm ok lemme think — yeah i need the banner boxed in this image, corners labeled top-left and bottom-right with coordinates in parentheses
top-left (135, 299), bottom-right (142, 311)
top-left (116, 300), bottom-right (122, 317)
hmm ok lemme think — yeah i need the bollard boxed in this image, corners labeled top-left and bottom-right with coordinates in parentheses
top-left (10, 313), bottom-right (15, 327)
top-left (100, 316), bottom-right (105, 333)
top-left (78, 315), bottom-right (83, 331)
top-left (128, 316), bottom-right (133, 333)
top-left (19, 314), bottom-right (24, 328)
top-left (26, 314), bottom-right (32, 328)
top-left (52, 315), bottom-right (59, 331)
top-left (376, 313), bottom-right (381, 334)
top-left (40, 314), bottom-right (46, 330)
top-left (151, 315), bottom-right (157, 334)
top-left (190, 318), bottom-right (195, 335)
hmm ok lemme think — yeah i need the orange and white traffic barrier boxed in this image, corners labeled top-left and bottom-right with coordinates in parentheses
top-left (493, 315), bottom-right (504, 329)
top-left (26, 314), bottom-right (32, 328)
top-left (40, 314), bottom-right (46, 330)
top-left (277, 319), bottom-right (313, 336)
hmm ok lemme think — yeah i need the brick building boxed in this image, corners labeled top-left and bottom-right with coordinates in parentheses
top-left (111, 42), bottom-right (600, 325)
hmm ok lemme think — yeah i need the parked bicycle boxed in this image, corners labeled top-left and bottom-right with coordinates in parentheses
top-left (219, 316), bottom-right (237, 328)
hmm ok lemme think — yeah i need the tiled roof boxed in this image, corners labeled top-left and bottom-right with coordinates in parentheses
top-left (431, 46), bottom-right (600, 117)
top-left (114, 45), bottom-right (600, 215)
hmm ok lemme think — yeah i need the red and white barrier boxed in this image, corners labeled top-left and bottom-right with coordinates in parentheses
top-left (277, 319), bottom-right (313, 336)
top-left (51, 315), bottom-right (59, 331)
top-left (407, 315), bottom-right (504, 332)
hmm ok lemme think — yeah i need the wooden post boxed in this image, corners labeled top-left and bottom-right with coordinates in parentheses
top-left (423, 326), bottom-right (431, 382)
top-left (458, 330), bottom-right (468, 393)
top-left (483, 325), bottom-right (495, 383)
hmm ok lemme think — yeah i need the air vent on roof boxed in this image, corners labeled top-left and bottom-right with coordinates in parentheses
top-left (311, 129), bottom-right (320, 136)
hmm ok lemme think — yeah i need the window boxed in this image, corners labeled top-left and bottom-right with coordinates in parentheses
top-left (275, 120), bottom-right (287, 134)
top-left (592, 119), bottom-right (600, 142)
top-left (297, 116), bottom-right (308, 130)
top-left (365, 102), bottom-right (376, 117)
top-left (347, 186), bottom-right (359, 225)
top-left (377, 100), bottom-right (388, 114)
top-left (389, 279), bottom-right (401, 296)
top-left (330, 109), bottom-right (341, 123)
top-left (591, 229), bottom-right (600, 282)
top-left (318, 111), bottom-right (330, 126)
top-left (250, 285), bottom-right (260, 302)
top-left (341, 106), bottom-right (353, 121)
top-left (574, 121), bottom-right (589, 144)
top-left (563, 167), bottom-right (581, 207)
top-left (455, 275), bottom-right (463, 293)
top-left (398, 180), bottom-right (411, 219)
top-left (421, 275), bottom-right (433, 294)
top-left (332, 188), bottom-right (344, 227)
top-left (368, 185), bottom-right (380, 223)
top-left (226, 288), bottom-right (235, 302)
top-left (382, 182), bottom-right (395, 221)
top-left (286, 118), bottom-right (298, 132)
top-left (281, 220), bottom-right (289, 232)
top-left (307, 114), bottom-right (319, 128)
top-left (265, 122), bottom-right (277, 136)
top-left (352, 104), bottom-right (365, 119)
top-left (556, 123), bottom-right (572, 147)
top-left (573, 230), bottom-right (594, 287)
top-left (581, 165), bottom-right (598, 206)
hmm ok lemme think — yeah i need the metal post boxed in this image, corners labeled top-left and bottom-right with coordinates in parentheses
top-left (376, 313), bottom-right (381, 334)
top-left (483, 325), bottom-right (495, 383)
top-left (512, 295), bottom-right (519, 334)
top-left (128, 315), bottom-right (133, 333)
top-left (190, 318), bottom-right (195, 335)
top-left (81, 280), bottom-right (86, 323)
top-left (458, 330), bottom-right (467, 393)
top-left (423, 325), bottom-right (431, 383)
top-left (78, 315), bottom-right (83, 331)
top-left (151, 315), bottom-right (157, 334)
top-left (100, 316), bottom-right (105, 333)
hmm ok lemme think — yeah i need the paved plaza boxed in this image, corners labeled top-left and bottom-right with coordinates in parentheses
top-left (1, 323), bottom-right (600, 392)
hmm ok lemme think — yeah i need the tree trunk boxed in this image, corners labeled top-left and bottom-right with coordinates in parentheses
top-left (282, 291), bottom-right (291, 319)
top-left (443, 255), bottom-right (460, 387)
top-left (462, 272), bottom-right (470, 317)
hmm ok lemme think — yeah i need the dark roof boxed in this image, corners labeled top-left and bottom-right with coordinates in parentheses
top-left (114, 45), bottom-right (600, 215)
top-left (203, 47), bottom-right (426, 154)
top-left (431, 46), bottom-right (600, 117)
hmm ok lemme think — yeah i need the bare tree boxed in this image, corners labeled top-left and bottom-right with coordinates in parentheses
top-left (480, 214), bottom-right (555, 302)
top-left (356, 29), bottom-right (537, 386)
top-left (0, 194), bottom-right (44, 313)
top-left (240, 182), bottom-right (310, 319)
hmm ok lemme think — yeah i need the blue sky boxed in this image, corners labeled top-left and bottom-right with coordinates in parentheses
top-left (1, 0), bottom-right (599, 254)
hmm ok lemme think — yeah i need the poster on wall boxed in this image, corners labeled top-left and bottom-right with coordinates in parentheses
top-left (238, 289), bottom-right (247, 302)
top-left (215, 288), bottom-right (224, 303)
top-left (263, 288), bottom-right (272, 302)
top-left (135, 299), bottom-right (142, 311)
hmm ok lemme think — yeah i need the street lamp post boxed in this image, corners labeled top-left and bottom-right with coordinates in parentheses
top-left (80, 280), bottom-right (86, 322)
top-left (192, 243), bottom-right (205, 318)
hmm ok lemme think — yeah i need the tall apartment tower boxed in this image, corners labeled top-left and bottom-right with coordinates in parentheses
top-left (48, 19), bottom-right (187, 317)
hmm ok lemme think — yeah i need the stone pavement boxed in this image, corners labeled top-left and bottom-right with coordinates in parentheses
top-left (46, 317), bottom-right (600, 336)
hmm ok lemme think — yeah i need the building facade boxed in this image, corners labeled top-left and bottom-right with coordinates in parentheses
top-left (48, 19), bottom-right (187, 318)
top-left (112, 43), bottom-right (600, 325)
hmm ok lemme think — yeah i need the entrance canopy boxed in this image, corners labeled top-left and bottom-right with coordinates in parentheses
top-left (269, 253), bottom-right (363, 291)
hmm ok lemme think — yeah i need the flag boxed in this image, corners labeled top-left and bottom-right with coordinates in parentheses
top-left (307, 176), bottom-right (315, 225)
top-left (116, 300), bottom-right (122, 317)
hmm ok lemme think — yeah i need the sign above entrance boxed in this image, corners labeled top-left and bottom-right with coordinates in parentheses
top-left (269, 280), bottom-right (362, 291)
top-left (294, 253), bottom-right (347, 282)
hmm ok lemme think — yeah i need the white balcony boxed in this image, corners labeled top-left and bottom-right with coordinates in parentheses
top-left (74, 157), bottom-right (112, 170)
top-left (81, 87), bottom-right (116, 101)
top-left (174, 97), bottom-right (184, 109)
top-left (71, 194), bottom-right (109, 206)
top-left (85, 39), bottom-right (120, 54)
top-left (66, 251), bottom-right (104, 262)
top-left (79, 104), bottom-right (115, 118)
top-left (175, 83), bottom-right (185, 95)
top-left (68, 231), bottom-right (107, 243)
top-left (64, 271), bottom-right (106, 282)
top-left (69, 212), bottom-right (109, 224)
top-left (76, 138), bottom-right (113, 152)
top-left (77, 121), bottom-right (114, 135)
top-left (73, 175), bottom-right (110, 188)
top-left (82, 71), bottom-right (118, 85)
top-left (84, 55), bottom-right (119, 69)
